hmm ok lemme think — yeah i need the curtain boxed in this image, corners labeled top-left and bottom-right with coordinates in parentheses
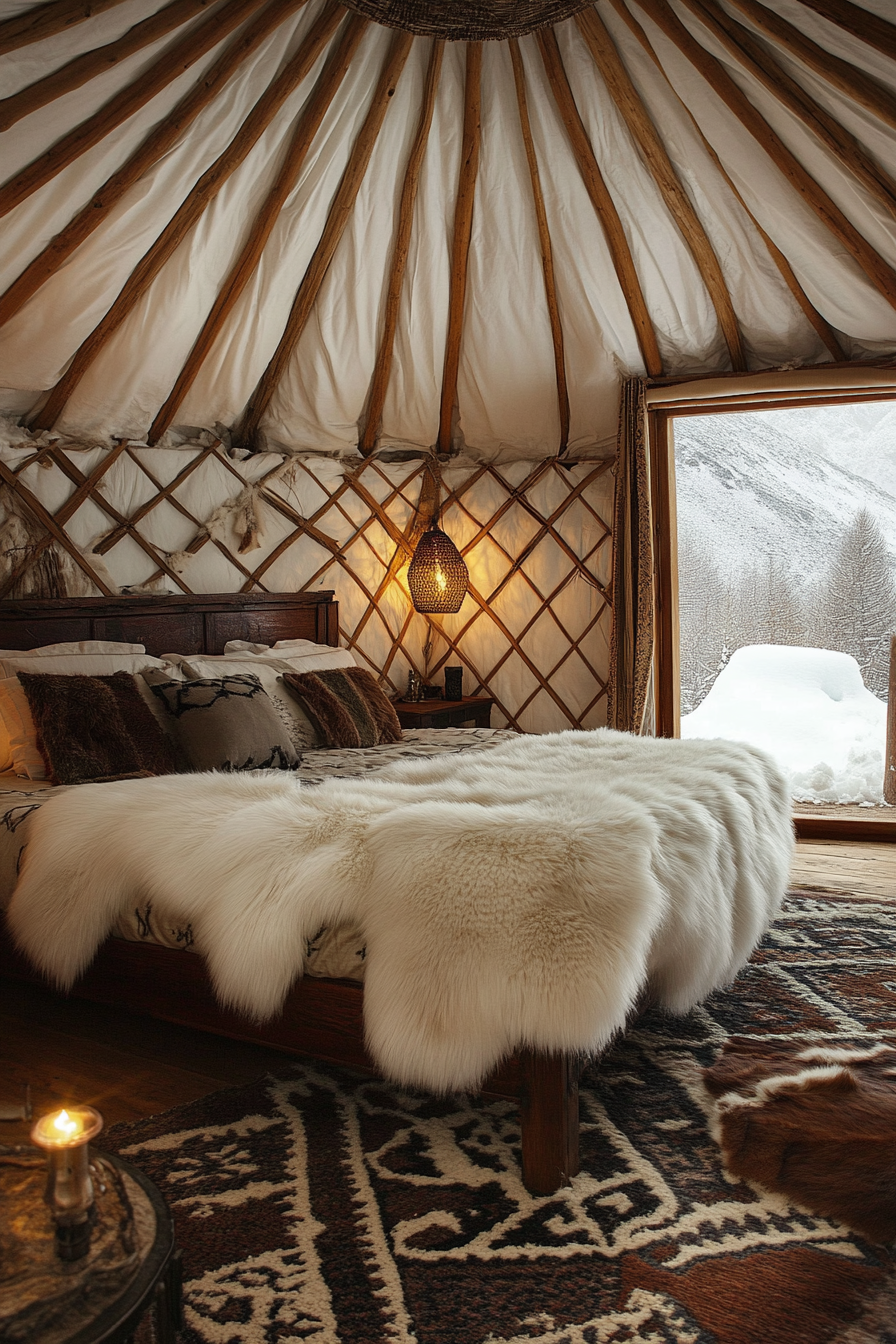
top-left (608, 376), bottom-right (654, 734)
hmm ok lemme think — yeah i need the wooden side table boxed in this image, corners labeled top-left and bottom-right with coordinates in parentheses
top-left (394, 696), bottom-right (493, 729)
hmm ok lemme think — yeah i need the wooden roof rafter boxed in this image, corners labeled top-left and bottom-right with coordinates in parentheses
top-left (575, 6), bottom-right (747, 371)
top-left (630, 0), bottom-right (896, 312)
top-left (603, 0), bottom-right (846, 360)
top-left (0, 0), bottom-right (226, 132)
top-left (536, 24), bottom-right (664, 377)
top-left (438, 40), bottom-right (483, 457)
top-left (794, 0), bottom-right (896, 64)
top-left (148, 9), bottom-right (370, 445)
top-left (358, 37), bottom-right (444, 457)
top-left (675, 0), bottom-right (896, 213)
top-left (0, 0), bottom-right (129, 56)
top-left (24, 0), bottom-right (347, 435)
top-left (0, 0), bottom-right (309, 330)
top-left (723, 0), bottom-right (896, 132)
top-left (234, 23), bottom-right (415, 454)
top-left (508, 38), bottom-right (572, 452)
top-left (0, 0), bottom-right (279, 220)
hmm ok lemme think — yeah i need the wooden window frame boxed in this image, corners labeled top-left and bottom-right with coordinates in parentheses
top-left (646, 377), bottom-right (896, 842)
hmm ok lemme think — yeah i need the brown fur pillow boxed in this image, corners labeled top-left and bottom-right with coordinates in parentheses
top-left (17, 671), bottom-right (180, 785)
top-left (281, 671), bottom-right (374, 748)
top-left (281, 668), bottom-right (404, 748)
top-left (345, 667), bottom-right (403, 744)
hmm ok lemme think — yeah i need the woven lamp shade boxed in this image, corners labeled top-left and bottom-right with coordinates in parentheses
top-left (408, 525), bottom-right (469, 613)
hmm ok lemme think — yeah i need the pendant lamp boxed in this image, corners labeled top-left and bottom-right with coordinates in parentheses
top-left (408, 517), bottom-right (469, 613)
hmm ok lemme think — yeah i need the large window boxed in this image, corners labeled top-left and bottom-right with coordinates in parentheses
top-left (647, 377), bottom-right (896, 823)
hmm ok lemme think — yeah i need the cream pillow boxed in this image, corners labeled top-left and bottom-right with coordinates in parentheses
top-left (179, 656), bottom-right (322, 751)
top-left (0, 677), bottom-right (42, 778)
top-left (0, 641), bottom-right (146, 656)
top-left (0, 655), bottom-right (183, 779)
top-left (0, 653), bottom-right (177, 679)
top-left (223, 638), bottom-right (351, 660)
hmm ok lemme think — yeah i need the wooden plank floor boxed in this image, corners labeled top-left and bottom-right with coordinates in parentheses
top-left (1, 837), bottom-right (893, 1145)
top-left (790, 839), bottom-right (896, 897)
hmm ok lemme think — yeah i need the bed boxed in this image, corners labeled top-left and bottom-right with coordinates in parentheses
top-left (0, 591), bottom-right (795, 1198)
top-left (0, 591), bottom-right (582, 1195)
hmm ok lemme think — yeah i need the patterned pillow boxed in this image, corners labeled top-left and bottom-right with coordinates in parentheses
top-left (281, 669), bottom-right (402, 748)
top-left (144, 671), bottom-right (301, 772)
top-left (174, 656), bottom-right (319, 752)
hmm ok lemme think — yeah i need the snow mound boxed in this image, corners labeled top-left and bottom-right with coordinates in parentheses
top-left (681, 644), bottom-right (888, 805)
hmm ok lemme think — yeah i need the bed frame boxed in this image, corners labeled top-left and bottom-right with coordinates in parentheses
top-left (0, 592), bottom-right (579, 1195)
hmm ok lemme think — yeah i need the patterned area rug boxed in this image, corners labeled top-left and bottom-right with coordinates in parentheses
top-left (105, 889), bottom-right (896, 1344)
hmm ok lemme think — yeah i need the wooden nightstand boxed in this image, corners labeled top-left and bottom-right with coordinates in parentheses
top-left (394, 696), bottom-right (493, 729)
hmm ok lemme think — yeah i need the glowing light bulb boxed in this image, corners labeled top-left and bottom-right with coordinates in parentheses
top-left (435, 566), bottom-right (447, 593)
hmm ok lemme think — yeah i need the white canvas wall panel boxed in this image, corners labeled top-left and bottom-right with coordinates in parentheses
top-left (629, 0), bottom-right (896, 344)
top-left (489, 573), bottom-right (545, 638)
top-left (264, 27), bottom-right (426, 455)
top-left (260, 536), bottom-right (337, 594)
top-left (454, 42), bottom-right (563, 460)
top-left (0, 0), bottom-right (173, 98)
top-left (57, 27), bottom-right (343, 440)
top-left (379, 41), bottom-right (466, 452)
top-left (183, 18), bottom-right (383, 446)
top-left (599, 5), bottom-right (827, 368)
top-left (688, 13), bottom-right (896, 272)
top-left (515, 38), bottom-right (634, 456)
top-left (0, 436), bottom-right (612, 732)
top-left (557, 22), bottom-right (727, 377)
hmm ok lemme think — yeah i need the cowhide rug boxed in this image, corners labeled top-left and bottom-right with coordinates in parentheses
top-left (104, 888), bottom-right (895, 1344)
top-left (704, 1038), bottom-right (896, 1244)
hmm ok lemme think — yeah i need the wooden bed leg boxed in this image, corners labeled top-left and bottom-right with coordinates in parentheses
top-left (518, 1050), bottom-right (580, 1195)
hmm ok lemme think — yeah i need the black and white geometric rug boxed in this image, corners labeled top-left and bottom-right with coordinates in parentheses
top-left (106, 888), bottom-right (896, 1344)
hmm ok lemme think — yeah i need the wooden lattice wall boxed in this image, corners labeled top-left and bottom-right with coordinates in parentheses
top-left (0, 432), bottom-right (613, 733)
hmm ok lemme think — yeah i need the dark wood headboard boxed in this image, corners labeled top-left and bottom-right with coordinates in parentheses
top-left (0, 592), bottom-right (339, 657)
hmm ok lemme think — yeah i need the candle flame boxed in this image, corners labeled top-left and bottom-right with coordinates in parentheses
top-left (52, 1109), bottom-right (80, 1138)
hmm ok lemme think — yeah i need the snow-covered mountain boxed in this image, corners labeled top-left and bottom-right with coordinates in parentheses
top-left (673, 409), bottom-right (896, 582)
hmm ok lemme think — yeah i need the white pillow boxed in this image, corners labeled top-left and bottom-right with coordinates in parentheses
top-left (0, 653), bottom-right (177, 679)
top-left (0, 655), bottom-right (183, 779)
top-left (177, 656), bottom-right (322, 751)
top-left (0, 641), bottom-right (146, 656)
top-left (223, 638), bottom-right (357, 670)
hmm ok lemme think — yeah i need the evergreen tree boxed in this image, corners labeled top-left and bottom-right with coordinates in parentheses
top-left (816, 508), bottom-right (896, 697)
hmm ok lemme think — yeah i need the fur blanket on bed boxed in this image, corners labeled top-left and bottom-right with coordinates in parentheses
top-left (8, 729), bottom-right (793, 1093)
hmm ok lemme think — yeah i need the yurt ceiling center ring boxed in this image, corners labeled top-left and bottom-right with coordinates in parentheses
top-left (339, 0), bottom-right (595, 40)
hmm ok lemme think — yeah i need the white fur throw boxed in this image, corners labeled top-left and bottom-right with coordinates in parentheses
top-left (8, 729), bottom-right (793, 1093)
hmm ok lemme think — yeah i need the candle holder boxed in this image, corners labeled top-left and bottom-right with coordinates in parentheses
top-left (31, 1106), bottom-right (103, 1261)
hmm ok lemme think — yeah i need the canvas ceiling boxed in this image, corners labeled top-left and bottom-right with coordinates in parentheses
top-left (0, 0), bottom-right (894, 462)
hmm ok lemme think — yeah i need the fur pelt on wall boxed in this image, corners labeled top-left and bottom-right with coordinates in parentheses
top-left (8, 729), bottom-right (794, 1093)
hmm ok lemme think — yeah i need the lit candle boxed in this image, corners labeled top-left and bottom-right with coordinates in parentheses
top-left (31, 1105), bottom-right (103, 1261)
